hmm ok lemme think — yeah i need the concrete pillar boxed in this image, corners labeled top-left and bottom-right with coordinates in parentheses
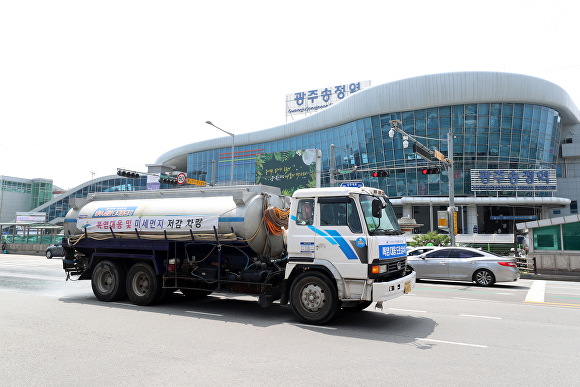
top-left (540, 206), bottom-right (549, 219)
top-left (467, 205), bottom-right (478, 233)
top-left (402, 204), bottom-right (412, 218)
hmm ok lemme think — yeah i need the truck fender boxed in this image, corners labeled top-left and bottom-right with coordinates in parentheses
top-left (280, 259), bottom-right (346, 305)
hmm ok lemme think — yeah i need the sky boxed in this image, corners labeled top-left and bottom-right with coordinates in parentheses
top-left (1, 0), bottom-right (580, 190)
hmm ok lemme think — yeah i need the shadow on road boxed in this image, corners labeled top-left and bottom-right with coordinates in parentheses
top-left (60, 292), bottom-right (437, 347)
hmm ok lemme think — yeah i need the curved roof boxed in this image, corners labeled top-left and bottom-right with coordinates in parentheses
top-left (156, 71), bottom-right (580, 171)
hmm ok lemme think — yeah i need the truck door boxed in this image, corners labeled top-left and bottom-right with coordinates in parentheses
top-left (287, 199), bottom-right (316, 260)
top-left (314, 197), bottom-right (366, 277)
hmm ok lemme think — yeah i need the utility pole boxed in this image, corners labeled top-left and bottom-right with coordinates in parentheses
top-left (389, 120), bottom-right (456, 246)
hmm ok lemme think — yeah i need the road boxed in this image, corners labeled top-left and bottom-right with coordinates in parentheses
top-left (1, 254), bottom-right (580, 386)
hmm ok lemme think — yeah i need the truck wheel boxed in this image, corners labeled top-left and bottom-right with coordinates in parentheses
top-left (126, 263), bottom-right (163, 305)
top-left (91, 260), bottom-right (127, 302)
top-left (290, 272), bottom-right (338, 325)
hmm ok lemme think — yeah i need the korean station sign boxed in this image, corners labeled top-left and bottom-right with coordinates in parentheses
top-left (471, 169), bottom-right (557, 191)
top-left (285, 81), bottom-right (371, 118)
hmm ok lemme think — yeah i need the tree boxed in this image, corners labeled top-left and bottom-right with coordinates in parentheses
top-left (408, 231), bottom-right (450, 247)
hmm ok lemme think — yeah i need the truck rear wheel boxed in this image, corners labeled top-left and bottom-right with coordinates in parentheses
top-left (126, 263), bottom-right (163, 305)
top-left (91, 260), bottom-right (127, 302)
top-left (290, 272), bottom-right (338, 325)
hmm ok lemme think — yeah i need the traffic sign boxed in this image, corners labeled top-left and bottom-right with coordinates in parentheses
top-left (176, 173), bottom-right (187, 185)
top-left (186, 178), bottom-right (206, 187)
top-left (340, 182), bottom-right (363, 188)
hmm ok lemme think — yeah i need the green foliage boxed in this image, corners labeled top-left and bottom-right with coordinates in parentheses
top-left (408, 231), bottom-right (451, 247)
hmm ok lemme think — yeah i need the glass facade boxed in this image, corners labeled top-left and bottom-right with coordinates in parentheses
top-left (35, 176), bottom-right (148, 222)
top-left (187, 103), bottom-right (561, 198)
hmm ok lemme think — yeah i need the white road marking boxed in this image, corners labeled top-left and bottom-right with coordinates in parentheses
top-left (292, 323), bottom-right (337, 330)
top-left (460, 314), bottom-right (502, 320)
top-left (112, 302), bottom-right (138, 307)
top-left (185, 311), bottom-right (223, 317)
top-left (415, 338), bottom-right (488, 348)
top-left (453, 297), bottom-right (500, 303)
top-left (388, 308), bottom-right (427, 313)
top-left (525, 280), bottom-right (546, 303)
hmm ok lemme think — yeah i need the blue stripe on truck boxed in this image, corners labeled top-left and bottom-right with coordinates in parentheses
top-left (219, 217), bottom-right (245, 222)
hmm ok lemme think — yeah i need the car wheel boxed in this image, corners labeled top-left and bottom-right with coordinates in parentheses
top-left (474, 269), bottom-right (495, 286)
top-left (91, 260), bottom-right (127, 301)
top-left (46, 250), bottom-right (52, 259)
top-left (290, 272), bottom-right (338, 325)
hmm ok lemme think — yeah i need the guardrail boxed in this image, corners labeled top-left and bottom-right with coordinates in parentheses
top-left (516, 256), bottom-right (537, 275)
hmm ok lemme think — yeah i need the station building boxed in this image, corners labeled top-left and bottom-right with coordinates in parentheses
top-left (155, 72), bottom-right (580, 240)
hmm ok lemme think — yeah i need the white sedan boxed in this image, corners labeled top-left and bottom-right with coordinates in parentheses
top-left (406, 246), bottom-right (519, 286)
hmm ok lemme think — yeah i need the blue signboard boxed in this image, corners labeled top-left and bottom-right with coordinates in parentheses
top-left (471, 169), bottom-right (556, 191)
top-left (340, 182), bottom-right (363, 188)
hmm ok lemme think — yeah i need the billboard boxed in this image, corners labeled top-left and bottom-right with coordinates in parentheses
top-left (255, 149), bottom-right (318, 195)
top-left (285, 81), bottom-right (371, 119)
top-left (471, 169), bottom-right (557, 191)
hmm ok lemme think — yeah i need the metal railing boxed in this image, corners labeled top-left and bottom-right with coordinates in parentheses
top-left (516, 256), bottom-right (537, 275)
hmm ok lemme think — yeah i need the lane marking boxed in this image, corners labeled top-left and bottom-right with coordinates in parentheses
top-left (415, 338), bottom-right (487, 348)
top-left (388, 308), bottom-right (427, 313)
top-left (453, 297), bottom-right (500, 303)
top-left (460, 314), bottom-right (502, 320)
top-left (525, 280), bottom-right (546, 303)
top-left (292, 323), bottom-right (337, 330)
top-left (185, 311), bottom-right (224, 317)
top-left (524, 301), bottom-right (580, 309)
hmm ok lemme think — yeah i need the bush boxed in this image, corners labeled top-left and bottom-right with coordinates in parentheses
top-left (408, 231), bottom-right (450, 247)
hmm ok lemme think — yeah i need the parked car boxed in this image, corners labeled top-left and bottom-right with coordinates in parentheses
top-left (45, 240), bottom-right (63, 259)
top-left (406, 246), bottom-right (519, 286)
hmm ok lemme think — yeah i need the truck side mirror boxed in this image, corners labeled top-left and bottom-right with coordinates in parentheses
top-left (372, 199), bottom-right (383, 218)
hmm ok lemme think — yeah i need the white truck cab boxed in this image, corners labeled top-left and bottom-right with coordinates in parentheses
top-left (283, 186), bottom-right (416, 324)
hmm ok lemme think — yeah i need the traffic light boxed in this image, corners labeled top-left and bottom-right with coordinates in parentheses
top-left (117, 169), bottom-right (140, 178)
top-left (158, 175), bottom-right (178, 185)
top-left (421, 167), bottom-right (441, 175)
top-left (371, 170), bottom-right (390, 177)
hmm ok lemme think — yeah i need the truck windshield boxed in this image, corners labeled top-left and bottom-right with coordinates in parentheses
top-left (360, 194), bottom-right (403, 235)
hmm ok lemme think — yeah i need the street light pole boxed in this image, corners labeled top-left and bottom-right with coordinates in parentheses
top-left (206, 121), bottom-right (235, 185)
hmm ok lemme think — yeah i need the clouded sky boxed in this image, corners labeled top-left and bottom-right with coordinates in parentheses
top-left (1, 0), bottom-right (579, 190)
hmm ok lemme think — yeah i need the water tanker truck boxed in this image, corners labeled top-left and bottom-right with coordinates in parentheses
top-left (62, 185), bottom-right (415, 324)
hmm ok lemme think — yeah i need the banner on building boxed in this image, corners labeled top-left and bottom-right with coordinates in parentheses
top-left (255, 149), bottom-right (318, 195)
top-left (285, 81), bottom-right (371, 119)
top-left (471, 169), bottom-right (557, 191)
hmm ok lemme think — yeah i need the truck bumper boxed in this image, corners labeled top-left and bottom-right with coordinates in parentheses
top-left (372, 271), bottom-right (416, 302)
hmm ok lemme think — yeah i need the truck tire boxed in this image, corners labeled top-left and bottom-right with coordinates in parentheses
top-left (290, 272), bottom-right (338, 325)
top-left (91, 260), bottom-right (127, 302)
top-left (126, 263), bottom-right (163, 306)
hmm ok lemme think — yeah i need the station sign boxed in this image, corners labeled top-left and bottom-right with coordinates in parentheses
top-left (286, 81), bottom-right (371, 118)
top-left (471, 169), bottom-right (556, 191)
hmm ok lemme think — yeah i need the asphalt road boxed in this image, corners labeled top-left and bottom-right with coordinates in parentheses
top-left (1, 254), bottom-right (580, 386)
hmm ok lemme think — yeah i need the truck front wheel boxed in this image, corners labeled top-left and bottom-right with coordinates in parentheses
top-left (290, 272), bottom-right (338, 325)
top-left (91, 260), bottom-right (127, 302)
top-left (126, 263), bottom-right (163, 305)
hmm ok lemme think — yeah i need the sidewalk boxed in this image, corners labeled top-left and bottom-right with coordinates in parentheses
top-left (520, 272), bottom-right (580, 282)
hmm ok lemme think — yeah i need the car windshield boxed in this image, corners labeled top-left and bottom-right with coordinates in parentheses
top-left (360, 194), bottom-right (402, 235)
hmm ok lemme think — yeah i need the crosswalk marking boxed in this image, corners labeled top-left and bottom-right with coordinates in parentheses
top-left (525, 280), bottom-right (546, 303)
